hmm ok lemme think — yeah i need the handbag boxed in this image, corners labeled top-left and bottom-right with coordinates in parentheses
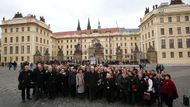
top-left (143, 92), bottom-right (151, 100)
top-left (18, 82), bottom-right (23, 90)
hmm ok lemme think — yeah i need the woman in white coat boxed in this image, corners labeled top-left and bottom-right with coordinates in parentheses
top-left (76, 69), bottom-right (85, 98)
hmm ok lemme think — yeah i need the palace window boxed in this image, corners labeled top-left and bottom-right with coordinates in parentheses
top-left (4, 37), bottom-right (7, 43)
top-left (27, 56), bottom-right (30, 61)
top-left (4, 47), bottom-right (7, 54)
top-left (160, 17), bottom-right (164, 23)
top-left (186, 27), bottom-right (190, 34)
top-left (21, 57), bottom-right (24, 61)
top-left (176, 16), bottom-right (180, 22)
top-left (152, 30), bottom-right (154, 37)
top-left (27, 36), bottom-right (30, 42)
top-left (125, 49), bottom-right (127, 54)
top-left (169, 39), bottom-right (174, 48)
top-left (161, 39), bottom-right (166, 49)
top-left (21, 46), bottom-right (24, 54)
top-left (10, 28), bottom-right (13, 32)
top-left (186, 38), bottom-right (190, 48)
top-left (22, 36), bottom-right (24, 42)
top-left (10, 46), bottom-right (13, 54)
top-left (22, 27), bottom-right (24, 32)
top-left (10, 37), bottom-right (13, 43)
top-left (36, 37), bottom-right (38, 42)
top-left (170, 52), bottom-right (174, 58)
top-left (40, 38), bottom-right (42, 43)
top-left (177, 27), bottom-right (182, 34)
top-left (169, 28), bottom-right (173, 35)
top-left (27, 46), bottom-right (30, 54)
top-left (160, 28), bottom-right (165, 35)
top-left (188, 51), bottom-right (190, 57)
top-left (36, 27), bottom-right (38, 32)
top-left (179, 52), bottom-right (183, 58)
top-left (16, 28), bottom-right (19, 32)
top-left (168, 17), bottom-right (172, 22)
top-left (16, 57), bottom-right (18, 61)
top-left (185, 16), bottom-right (189, 21)
top-left (27, 27), bottom-right (30, 31)
top-left (16, 37), bottom-right (19, 42)
top-left (178, 39), bottom-right (183, 48)
top-left (4, 28), bottom-right (7, 33)
top-left (162, 52), bottom-right (166, 58)
top-left (15, 46), bottom-right (19, 54)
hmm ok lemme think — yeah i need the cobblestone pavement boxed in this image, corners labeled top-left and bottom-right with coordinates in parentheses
top-left (0, 65), bottom-right (190, 107)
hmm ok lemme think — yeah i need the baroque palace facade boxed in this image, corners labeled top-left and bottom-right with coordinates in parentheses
top-left (0, 0), bottom-right (190, 64)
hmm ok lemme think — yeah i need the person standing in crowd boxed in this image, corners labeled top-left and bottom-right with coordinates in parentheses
top-left (118, 69), bottom-right (129, 103)
top-left (154, 74), bottom-right (163, 106)
top-left (84, 66), bottom-right (91, 98)
top-left (161, 74), bottom-right (178, 107)
top-left (127, 71), bottom-right (138, 105)
top-left (8, 61), bottom-right (12, 70)
top-left (13, 61), bottom-right (17, 70)
top-left (105, 72), bottom-right (115, 103)
top-left (88, 66), bottom-right (98, 101)
top-left (59, 68), bottom-right (68, 97)
top-left (18, 65), bottom-right (32, 102)
top-left (144, 73), bottom-right (154, 107)
top-left (46, 65), bottom-right (57, 99)
top-left (76, 69), bottom-right (85, 98)
top-left (32, 63), bottom-right (46, 100)
top-left (136, 71), bottom-right (146, 105)
top-left (68, 67), bottom-right (76, 97)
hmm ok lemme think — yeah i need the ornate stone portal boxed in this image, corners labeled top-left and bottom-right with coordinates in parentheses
top-left (116, 46), bottom-right (122, 61)
top-left (33, 49), bottom-right (42, 63)
top-left (147, 45), bottom-right (157, 64)
top-left (73, 43), bottom-right (82, 63)
top-left (88, 39), bottom-right (104, 64)
top-left (57, 47), bottom-right (64, 62)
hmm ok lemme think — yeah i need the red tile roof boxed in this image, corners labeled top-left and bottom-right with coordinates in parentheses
top-left (53, 27), bottom-right (119, 37)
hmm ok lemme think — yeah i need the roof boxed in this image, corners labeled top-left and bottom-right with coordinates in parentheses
top-left (119, 28), bottom-right (140, 33)
top-left (53, 27), bottom-right (119, 36)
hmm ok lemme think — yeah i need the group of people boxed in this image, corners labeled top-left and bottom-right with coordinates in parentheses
top-left (18, 62), bottom-right (178, 107)
top-left (0, 61), bottom-right (18, 70)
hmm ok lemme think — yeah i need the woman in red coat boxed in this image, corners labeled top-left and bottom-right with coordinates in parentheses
top-left (161, 74), bottom-right (178, 107)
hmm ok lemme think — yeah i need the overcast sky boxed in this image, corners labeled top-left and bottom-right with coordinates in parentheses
top-left (0, 0), bottom-right (189, 32)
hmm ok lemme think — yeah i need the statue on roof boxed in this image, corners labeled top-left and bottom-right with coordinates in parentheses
top-left (13, 12), bottom-right (23, 18)
top-left (40, 16), bottom-right (45, 22)
top-left (170, 0), bottom-right (184, 5)
top-left (144, 8), bottom-right (149, 15)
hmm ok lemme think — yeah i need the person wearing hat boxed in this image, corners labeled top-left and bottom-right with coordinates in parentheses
top-left (161, 74), bottom-right (178, 107)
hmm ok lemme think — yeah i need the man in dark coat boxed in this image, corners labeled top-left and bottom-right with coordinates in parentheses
top-left (88, 66), bottom-right (98, 101)
top-left (32, 64), bottom-right (46, 100)
top-left (18, 65), bottom-right (32, 102)
top-left (84, 67), bottom-right (91, 98)
top-left (105, 73), bottom-right (115, 103)
top-left (59, 68), bottom-right (68, 97)
top-left (68, 67), bottom-right (76, 97)
top-left (127, 72), bottom-right (138, 105)
top-left (46, 65), bottom-right (57, 99)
